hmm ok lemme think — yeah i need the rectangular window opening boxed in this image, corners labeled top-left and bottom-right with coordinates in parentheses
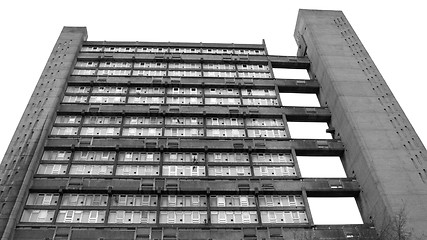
top-left (279, 93), bottom-right (320, 107)
top-left (287, 122), bottom-right (332, 139)
top-left (308, 197), bottom-right (363, 224)
top-left (273, 68), bottom-right (310, 80)
top-left (297, 156), bottom-right (347, 178)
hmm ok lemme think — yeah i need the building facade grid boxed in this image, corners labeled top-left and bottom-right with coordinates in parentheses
top-left (3, 9), bottom-right (426, 240)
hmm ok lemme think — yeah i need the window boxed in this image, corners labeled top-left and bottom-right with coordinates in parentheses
top-left (82, 116), bottom-right (121, 125)
top-left (164, 152), bottom-right (204, 163)
top-left (212, 129), bottom-right (220, 136)
top-left (252, 153), bottom-right (293, 163)
top-left (169, 153), bottom-right (178, 161)
top-left (89, 96), bottom-right (126, 104)
top-left (62, 96), bottom-right (88, 103)
top-left (245, 118), bottom-right (284, 127)
top-left (159, 211), bottom-right (207, 224)
top-left (132, 70), bottom-right (166, 76)
top-left (56, 210), bottom-right (106, 223)
top-left (111, 195), bottom-right (157, 206)
top-left (129, 117), bottom-right (138, 124)
top-left (247, 129), bottom-right (287, 138)
top-left (171, 118), bottom-right (179, 124)
top-left (106, 128), bottom-right (114, 135)
top-left (212, 118), bottom-right (219, 125)
top-left (80, 127), bottom-right (120, 136)
top-left (122, 128), bottom-right (162, 136)
top-left (190, 97), bottom-right (198, 104)
top-left (211, 211), bottom-right (258, 224)
top-left (124, 152), bottom-right (133, 161)
top-left (108, 211), bottom-right (157, 224)
top-left (207, 153), bottom-right (249, 163)
top-left (69, 165), bottom-right (114, 175)
top-left (41, 151), bottom-right (71, 161)
top-left (162, 166), bottom-right (205, 176)
top-left (242, 98), bottom-right (278, 106)
top-left (260, 211), bottom-right (308, 223)
top-left (61, 194), bottom-right (108, 206)
top-left (26, 193), bottom-right (59, 206)
top-left (37, 164), bottom-right (67, 174)
top-left (72, 69), bottom-right (96, 75)
top-left (66, 86), bottom-right (90, 94)
top-left (160, 195), bottom-right (207, 207)
top-left (253, 166), bottom-right (296, 177)
top-left (127, 128), bottom-right (137, 136)
top-left (21, 210), bottom-right (55, 223)
top-left (116, 165), bottom-right (159, 176)
top-left (191, 128), bottom-right (198, 136)
top-left (258, 195), bottom-right (304, 207)
top-left (231, 129), bottom-right (240, 137)
top-left (210, 195), bottom-right (256, 207)
top-left (230, 118), bottom-right (237, 126)
top-left (171, 128), bottom-right (178, 136)
top-left (208, 166), bottom-right (251, 176)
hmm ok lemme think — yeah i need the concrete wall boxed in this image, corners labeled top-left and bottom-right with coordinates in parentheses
top-left (0, 27), bottom-right (87, 240)
top-left (295, 9), bottom-right (427, 238)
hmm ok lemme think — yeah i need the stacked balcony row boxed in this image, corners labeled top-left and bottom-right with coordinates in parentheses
top-left (66, 86), bottom-right (276, 96)
top-left (37, 165), bottom-right (296, 177)
top-left (63, 86), bottom-right (279, 106)
top-left (21, 193), bottom-right (307, 224)
top-left (80, 46), bottom-right (266, 55)
top-left (75, 62), bottom-right (269, 71)
top-left (54, 116), bottom-right (284, 127)
top-left (36, 151), bottom-right (296, 177)
top-left (72, 62), bottom-right (271, 78)
top-left (41, 151), bottom-right (293, 163)
top-left (73, 70), bottom-right (270, 78)
top-left (51, 115), bottom-right (287, 138)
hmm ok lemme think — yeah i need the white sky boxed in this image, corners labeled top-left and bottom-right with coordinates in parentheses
top-left (0, 0), bottom-right (426, 224)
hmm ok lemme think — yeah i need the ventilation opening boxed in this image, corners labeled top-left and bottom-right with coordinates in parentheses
top-left (287, 122), bottom-right (332, 139)
top-left (279, 93), bottom-right (320, 107)
top-left (308, 197), bottom-right (363, 224)
top-left (297, 156), bottom-right (347, 178)
top-left (273, 68), bottom-right (310, 80)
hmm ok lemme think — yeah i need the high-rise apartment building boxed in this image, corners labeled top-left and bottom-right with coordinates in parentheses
top-left (0, 9), bottom-right (426, 240)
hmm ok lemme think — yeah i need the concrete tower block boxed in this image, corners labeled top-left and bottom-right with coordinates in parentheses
top-left (295, 9), bottom-right (427, 238)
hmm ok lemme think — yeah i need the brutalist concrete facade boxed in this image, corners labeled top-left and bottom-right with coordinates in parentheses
top-left (0, 27), bottom-right (88, 240)
top-left (295, 9), bottom-right (427, 239)
top-left (0, 9), bottom-right (424, 240)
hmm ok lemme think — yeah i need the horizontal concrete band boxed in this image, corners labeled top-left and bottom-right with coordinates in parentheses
top-left (45, 138), bottom-right (343, 154)
top-left (67, 77), bottom-right (319, 93)
top-left (31, 178), bottom-right (359, 197)
top-left (57, 105), bottom-right (330, 122)
top-left (13, 225), bottom-right (377, 240)
top-left (78, 53), bottom-right (310, 69)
